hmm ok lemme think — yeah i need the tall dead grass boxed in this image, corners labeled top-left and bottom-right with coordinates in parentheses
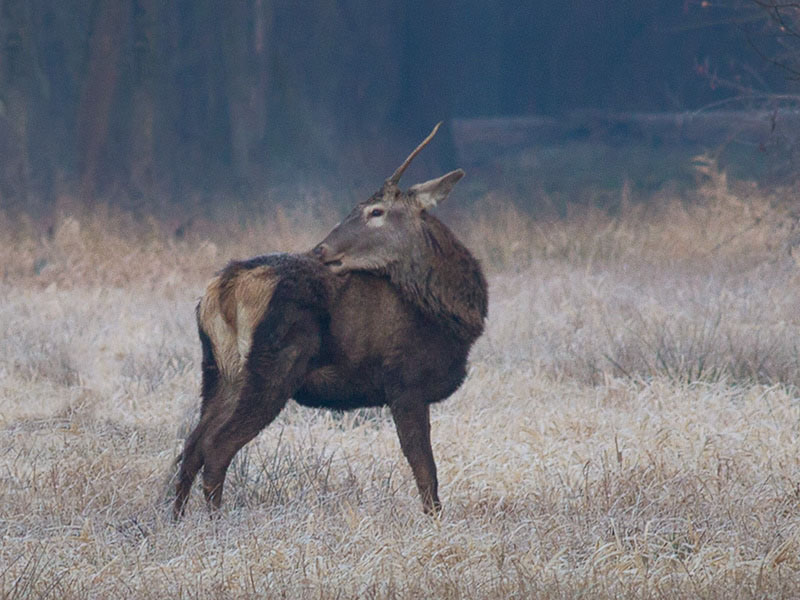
top-left (1, 169), bottom-right (799, 598)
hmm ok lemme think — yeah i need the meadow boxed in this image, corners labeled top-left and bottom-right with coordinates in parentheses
top-left (1, 164), bottom-right (799, 598)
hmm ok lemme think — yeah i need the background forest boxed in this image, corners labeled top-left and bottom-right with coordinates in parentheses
top-left (2, 3), bottom-right (800, 598)
top-left (0, 0), bottom-right (796, 215)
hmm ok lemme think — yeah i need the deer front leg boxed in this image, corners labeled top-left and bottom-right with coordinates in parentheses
top-left (389, 399), bottom-right (440, 515)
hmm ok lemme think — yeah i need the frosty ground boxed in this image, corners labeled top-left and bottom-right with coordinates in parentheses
top-left (1, 170), bottom-right (799, 598)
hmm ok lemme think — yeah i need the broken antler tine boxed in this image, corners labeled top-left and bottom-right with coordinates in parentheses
top-left (386, 122), bottom-right (443, 185)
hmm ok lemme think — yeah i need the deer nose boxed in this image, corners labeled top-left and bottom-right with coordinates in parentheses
top-left (312, 243), bottom-right (329, 260)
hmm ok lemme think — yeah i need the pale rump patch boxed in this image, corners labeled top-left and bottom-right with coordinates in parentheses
top-left (198, 265), bottom-right (278, 378)
top-left (235, 303), bottom-right (253, 362)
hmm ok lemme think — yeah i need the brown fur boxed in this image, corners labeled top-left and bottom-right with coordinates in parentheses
top-left (385, 210), bottom-right (487, 341)
top-left (174, 126), bottom-right (488, 518)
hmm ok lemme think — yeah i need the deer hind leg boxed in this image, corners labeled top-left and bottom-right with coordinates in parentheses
top-left (390, 399), bottom-right (440, 515)
top-left (174, 327), bottom-right (228, 519)
top-left (175, 419), bottom-right (207, 519)
top-left (201, 305), bottom-right (322, 511)
top-left (174, 397), bottom-right (233, 518)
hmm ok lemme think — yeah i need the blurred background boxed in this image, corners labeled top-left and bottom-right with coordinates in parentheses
top-left (0, 0), bottom-right (798, 218)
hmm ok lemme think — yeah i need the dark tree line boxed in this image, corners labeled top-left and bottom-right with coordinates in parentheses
top-left (0, 1), bottom-right (791, 212)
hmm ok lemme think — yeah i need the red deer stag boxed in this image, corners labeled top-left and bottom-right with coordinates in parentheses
top-left (174, 123), bottom-right (488, 518)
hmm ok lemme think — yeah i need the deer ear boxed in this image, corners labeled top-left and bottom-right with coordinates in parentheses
top-left (408, 169), bottom-right (464, 210)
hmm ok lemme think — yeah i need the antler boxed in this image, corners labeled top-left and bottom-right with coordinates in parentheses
top-left (386, 121), bottom-right (442, 185)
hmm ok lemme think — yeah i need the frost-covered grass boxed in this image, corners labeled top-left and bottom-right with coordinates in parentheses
top-left (1, 171), bottom-right (799, 598)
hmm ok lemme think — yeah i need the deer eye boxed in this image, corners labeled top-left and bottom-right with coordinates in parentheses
top-left (369, 208), bottom-right (384, 218)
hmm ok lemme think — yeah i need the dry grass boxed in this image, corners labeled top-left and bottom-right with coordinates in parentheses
top-left (1, 169), bottom-right (799, 598)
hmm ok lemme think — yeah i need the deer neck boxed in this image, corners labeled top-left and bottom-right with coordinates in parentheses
top-left (385, 214), bottom-right (487, 342)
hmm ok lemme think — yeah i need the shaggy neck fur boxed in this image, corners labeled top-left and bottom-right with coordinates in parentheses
top-left (384, 212), bottom-right (488, 342)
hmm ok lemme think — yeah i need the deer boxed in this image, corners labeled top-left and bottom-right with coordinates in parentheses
top-left (174, 123), bottom-right (488, 519)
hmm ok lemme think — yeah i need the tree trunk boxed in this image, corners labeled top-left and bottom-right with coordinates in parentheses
top-left (0, 0), bottom-right (34, 211)
top-left (76, 0), bottom-right (131, 204)
top-left (129, 0), bottom-right (156, 203)
top-left (221, 0), bottom-right (272, 185)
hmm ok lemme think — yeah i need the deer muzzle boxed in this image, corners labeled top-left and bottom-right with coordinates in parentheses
top-left (312, 243), bottom-right (345, 271)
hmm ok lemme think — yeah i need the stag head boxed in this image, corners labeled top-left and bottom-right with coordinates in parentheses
top-left (313, 122), bottom-right (464, 274)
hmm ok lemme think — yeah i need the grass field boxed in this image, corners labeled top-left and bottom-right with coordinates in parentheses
top-left (1, 167), bottom-right (799, 598)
